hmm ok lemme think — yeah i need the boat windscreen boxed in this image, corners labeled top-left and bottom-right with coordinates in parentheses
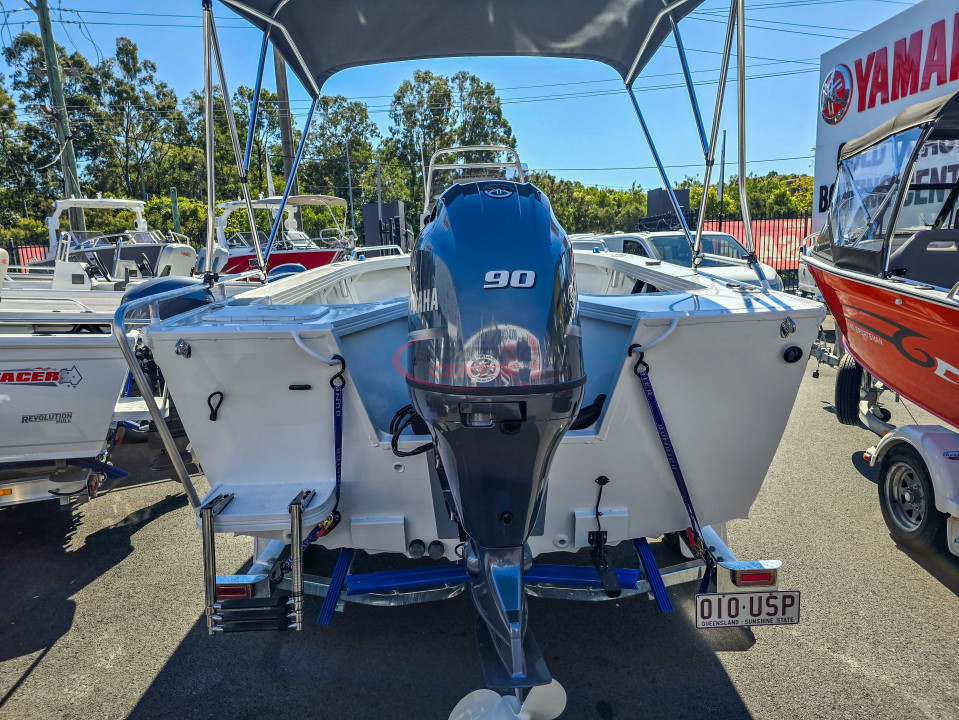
top-left (429, 162), bottom-right (524, 205)
top-left (829, 127), bottom-right (922, 253)
top-left (892, 137), bottom-right (959, 238)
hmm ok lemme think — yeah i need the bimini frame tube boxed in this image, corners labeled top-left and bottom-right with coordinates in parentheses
top-left (208, 8), bottom-right (266, 278)
top-left (692, 0), bottom-right (737, 265)
top-left (202, 0), bottom-right (216, 273)
top-left (243, 32), bottom-right (271, 175)
top-left (735, 0), bottom-right (771, 292)
top-left (263, 98), bottom-right (318, 262)
top-left (626, 87), bottom-right (696, 247)
top-left (670, 16), bottom-right (708, 157)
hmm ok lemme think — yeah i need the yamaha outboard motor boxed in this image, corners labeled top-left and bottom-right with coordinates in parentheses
top-left (408, 180), bottom-right (584, 689)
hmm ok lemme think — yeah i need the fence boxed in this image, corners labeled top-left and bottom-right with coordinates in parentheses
top-left (4, 239), bottom-right (48, 268)
top-left (636, 210), bottom-right (812, 293)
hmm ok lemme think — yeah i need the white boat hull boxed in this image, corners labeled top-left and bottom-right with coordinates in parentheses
top-left (144, 253), bottom-right (825, 558)
top-left (0, 335), bottom-right (127, 463)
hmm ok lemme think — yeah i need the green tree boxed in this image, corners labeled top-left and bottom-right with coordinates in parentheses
top-left (86, 38), bottom-right (184, 199)
top-left (382, 70), bottom-right (515, 228)
top-left (529, 172), bottom-right (646, 233)
top-left (298, 95), bottom-right (380, 236)
top-left (686, 172), bottom-right (813, 218)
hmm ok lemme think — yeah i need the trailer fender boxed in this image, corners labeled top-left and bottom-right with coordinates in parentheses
top-left (868, 425), bottom-right (959, 518)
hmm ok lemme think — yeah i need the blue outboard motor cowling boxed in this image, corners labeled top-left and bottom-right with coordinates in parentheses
top-left (408, 180), bottom-right (584, 689)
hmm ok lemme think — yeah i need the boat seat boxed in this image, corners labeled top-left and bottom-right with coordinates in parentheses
top-left (197, 481), bottom-right (337, 534)
top-left (888, 229), bottom-right (959, 289)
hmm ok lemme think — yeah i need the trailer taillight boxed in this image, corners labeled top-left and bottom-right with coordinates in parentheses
top-left (732, 569), bottom-right (777, 587)
top-left (0, 488), bottom-right (11, 496)
top-left (216, 583), bottom-right (253, 600)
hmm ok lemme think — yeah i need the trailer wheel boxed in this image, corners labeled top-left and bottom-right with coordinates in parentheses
top-left (834, 354), bottom-right (862, 425)
top-left (878, 445), bottom-right (946, 549)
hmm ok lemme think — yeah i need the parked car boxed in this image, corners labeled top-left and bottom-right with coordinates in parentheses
top-left (573, 231), bottom-right (784, 290)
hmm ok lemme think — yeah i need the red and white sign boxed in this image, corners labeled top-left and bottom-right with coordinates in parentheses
top-left (814, 1), bottom-right (959, 230)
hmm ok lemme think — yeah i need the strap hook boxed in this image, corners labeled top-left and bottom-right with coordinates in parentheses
top-left (329, 354), bottom-right (346, 388)
top-left (627, 343), bottom-right (649, 375)
top-left (207, 391), bottom-right (224, 421)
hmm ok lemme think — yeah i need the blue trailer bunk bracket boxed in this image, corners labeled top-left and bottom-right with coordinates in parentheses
top-left (318, 547), bottom-right (354, 626)
top-left (633, 537), bottom-right (674, 613)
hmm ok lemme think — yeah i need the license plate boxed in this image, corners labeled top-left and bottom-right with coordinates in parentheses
top-left (696, 590), bottom-right (800, 629)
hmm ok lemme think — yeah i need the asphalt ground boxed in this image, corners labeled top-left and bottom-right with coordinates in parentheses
top-left (1, 356), bottom-right (957, 720)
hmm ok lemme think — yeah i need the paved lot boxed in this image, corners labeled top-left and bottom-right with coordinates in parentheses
top-left (1, 357), bottom-right (957, 720)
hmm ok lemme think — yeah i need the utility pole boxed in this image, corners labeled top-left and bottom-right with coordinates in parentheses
top-left (170, 188), bottom-right (181, 234)
top-left (344, 137), bottom-right (355, 236)
top-left (273, 47), bottom-right (300, 228)
top-left (30, 0), bottom-right (84, 230)
top-left (375, 159), bottom-right (383, 223)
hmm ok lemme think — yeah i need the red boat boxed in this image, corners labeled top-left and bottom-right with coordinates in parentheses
top-left (806, 92), bottom-right (959, 429)
top-left (213, 194), bottom-right (354, 274)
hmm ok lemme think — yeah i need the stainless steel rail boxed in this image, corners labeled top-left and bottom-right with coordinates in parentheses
top-left (112, 283), bottom-right (207, 508)
top-left (348, 244), bottom-right (406, 261)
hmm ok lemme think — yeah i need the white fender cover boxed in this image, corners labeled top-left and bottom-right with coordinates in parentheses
top-left (871, 425), bottom-right (959, 518)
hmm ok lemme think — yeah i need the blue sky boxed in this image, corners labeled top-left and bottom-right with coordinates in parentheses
top-left (0, 0), bottom-right (919, 192)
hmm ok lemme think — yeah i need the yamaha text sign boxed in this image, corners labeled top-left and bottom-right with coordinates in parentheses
top-left (814, 0), bottom-right (959, 230)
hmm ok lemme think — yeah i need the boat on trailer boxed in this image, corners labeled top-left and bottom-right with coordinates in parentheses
top-left (807, 91), bottom-right (959, 557)
top-left (210, 194), bottom-right (353, 275)
top-left (118, 1), bottom-right (824, 716)
top-left (5, 197), bottom-right (194, 285)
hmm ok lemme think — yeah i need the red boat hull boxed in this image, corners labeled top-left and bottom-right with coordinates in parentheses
top-left (808, 263), bottom-right (959, 428)
top-left (223, 248), bottom-right (341, 275)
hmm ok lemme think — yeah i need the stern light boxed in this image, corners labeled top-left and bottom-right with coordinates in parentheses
top-left (732, 569), bottom-right (777, 587)
top-left (216, 583), bottom-right (253, 601)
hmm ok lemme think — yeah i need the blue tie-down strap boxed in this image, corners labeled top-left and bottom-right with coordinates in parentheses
top-left (633, 537), bottom-right (673, 613)
top-left (69, 457), bottom-right (129, 481)
top-left (318, 547), bottom-right (354, 626)
top-left (628, 344), bottom-right (716, 593)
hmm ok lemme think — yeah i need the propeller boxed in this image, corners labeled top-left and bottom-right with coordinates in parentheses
top-left (448, 681), bottom-right (566, 720)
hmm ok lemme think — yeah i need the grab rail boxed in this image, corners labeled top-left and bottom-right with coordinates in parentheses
top-left (571, 239), bottom-right (609, 254)
top-left (6, 264), bottom-right (54, 273)
top-left (349, 245), bottom-right (406, 261)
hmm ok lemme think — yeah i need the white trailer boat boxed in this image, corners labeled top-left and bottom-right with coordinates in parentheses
top-left (116, 2), bottom-right (826, 717)
top-left (210, 194), bottom-right (353, 275)
top-left (0, 296), bottom-right (142, 507)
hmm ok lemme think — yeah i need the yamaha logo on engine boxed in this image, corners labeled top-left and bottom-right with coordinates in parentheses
top-left (483, 184), bottom-right (514, 199)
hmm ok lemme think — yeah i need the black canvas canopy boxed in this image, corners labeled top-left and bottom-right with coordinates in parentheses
top-left (219, 0), bottom-right (704, 95)
top-left (839, 91), bottom-right (959, 162)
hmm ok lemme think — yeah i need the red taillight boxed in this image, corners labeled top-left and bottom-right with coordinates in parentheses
top-left (216, 583), bottom-right (253, 600)
top-left (733, 569), bottom-right (777, 587)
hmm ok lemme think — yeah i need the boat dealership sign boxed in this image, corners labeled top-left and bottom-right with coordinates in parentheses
top-left (814, 1), bottom-right (959, 230)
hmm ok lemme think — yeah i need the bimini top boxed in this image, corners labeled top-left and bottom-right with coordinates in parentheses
top-left (219, 0), bottom-right (704, 95)
top-left (839, 91), bottom-right (959, 162)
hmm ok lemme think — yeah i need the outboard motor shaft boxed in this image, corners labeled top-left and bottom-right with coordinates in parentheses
top-left (408, 180), bottom-right (584, 688)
